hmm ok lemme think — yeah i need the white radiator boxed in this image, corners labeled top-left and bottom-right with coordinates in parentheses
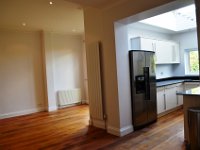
top-left (86, 42), bottom-right (104, 120)
top-left (57, 89), bottom-right (81, 107)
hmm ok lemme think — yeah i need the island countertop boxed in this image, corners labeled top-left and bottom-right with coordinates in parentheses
top-left (177, 86), bottom-right (200, 96)
top-left (181, 87), bottom-right (200, 144)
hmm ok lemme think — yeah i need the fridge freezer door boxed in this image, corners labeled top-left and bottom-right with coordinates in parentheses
top-left (145, 52), bottom-right (157, 123)
top-left (129, 51), bottom-right (148, 128)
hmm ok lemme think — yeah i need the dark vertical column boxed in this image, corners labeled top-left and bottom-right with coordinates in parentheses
top-left (195, 0), bottom-right (200, 80)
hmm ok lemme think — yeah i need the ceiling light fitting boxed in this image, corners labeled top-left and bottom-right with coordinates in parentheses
top-left (22, 22), bottom-right (26, 26)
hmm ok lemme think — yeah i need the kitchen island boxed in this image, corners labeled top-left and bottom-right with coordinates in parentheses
top-left (177, 87), bottom-right (200, 145)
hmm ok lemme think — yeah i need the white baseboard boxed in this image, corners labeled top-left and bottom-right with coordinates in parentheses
top-left (81, 100), bottom-right (89, 104)
top-left (0, 107), bottom-right (45, 119)
top-left (107, 125), bottom-right (133, 137)
top-left (48, 105), bottom-right (58, 112)
top-left (89, 118), bottom-right (106, 129)
top-left (81, 100), bottom-right (86, 104)
top-left (58, 103), bottom-right (81, 109)
top-left (120, 125), bottom-right (134, 136)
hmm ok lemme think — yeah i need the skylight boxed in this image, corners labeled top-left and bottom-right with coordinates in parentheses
top-left (140, 4), bottom-right (196, 32)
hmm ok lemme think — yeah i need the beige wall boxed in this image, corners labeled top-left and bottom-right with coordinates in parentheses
top-left (0, 29), bottom-right (86, 118)
top-left (42, 32), bottom-right (86, 111)
top-left (83, 0), bottom-right (180, 136)
top-left (0, 30), bottom-right (45, 118)
top-left (51, 33), bottom-right (85, 102)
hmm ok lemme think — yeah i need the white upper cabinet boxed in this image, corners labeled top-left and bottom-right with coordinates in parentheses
top-left (131, 37), bottom-right (156, 52)
top-left (130, 37), bottom-right (180, 64)
top-left (156, 41), bottom-right (180, 64)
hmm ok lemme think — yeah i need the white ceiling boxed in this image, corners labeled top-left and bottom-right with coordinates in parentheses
top-left (128, 22), bottom-right (176, 34)
top-left (2, 0), bottom-right (195, 35)
top-left (0, 0), bottom-right (84, 34)
top-left (139, 4), bottom-right (196, 32)
top-left (0, 0), bottom-right (123, 34)
top-left (65, 0), bottom-right (122, 8)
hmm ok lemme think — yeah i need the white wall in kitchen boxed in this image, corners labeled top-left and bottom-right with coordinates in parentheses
top-left (156, 65), bottom-right (174, 79)
top-left (128, 24), bottom-right (172, 49)
top-left (171, 29), bottom-right (198, 76)
top-left (115, 22), bottom-right (133, 131)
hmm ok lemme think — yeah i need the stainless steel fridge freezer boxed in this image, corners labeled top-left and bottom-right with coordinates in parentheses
top-left (129, 50), bottom-right (157, 130)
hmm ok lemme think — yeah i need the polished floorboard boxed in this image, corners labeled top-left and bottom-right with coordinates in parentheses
top-left (0, 105), bottom-right (185, 150)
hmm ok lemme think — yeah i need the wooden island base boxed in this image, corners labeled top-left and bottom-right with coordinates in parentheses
top-left (183, 95), bottom-right (200, 143)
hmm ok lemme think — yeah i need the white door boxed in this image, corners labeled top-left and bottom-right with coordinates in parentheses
top-left (171, 42), bottom-right (180, 63)
top-left (155, 41), bottom-right (173, 64)
top-left (155, 41), bottom-right (180, 64)
top-left (165, 85), bottom-right (177, 110)
top-left (131, 37), bottom-right (155, 52)
top-left (157, 87), bottom-right (165, 114)
top-left (140, 38), bottom-right (156, 52)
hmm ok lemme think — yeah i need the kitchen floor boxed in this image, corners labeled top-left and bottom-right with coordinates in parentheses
top-left (103, 109), bottom-right (184, 150)
top-left (0, 105), bottom-right (185, 150)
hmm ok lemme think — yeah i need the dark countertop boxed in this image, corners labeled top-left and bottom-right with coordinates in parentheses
top-left (177, 87), bottom-right (200, 96)
top-left (156, 80), bottom-right (185, 87)
top-left (156, 76), bottom-right (200, 87)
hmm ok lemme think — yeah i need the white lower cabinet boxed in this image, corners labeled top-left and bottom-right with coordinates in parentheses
top-left (157, 87), bottom-right (165, 114)
top-left (165, 85), bottom-right (177, 110)
top-left (176, 83), bottom-right (184, 106)
top-left (156, 83), bottom-right (184, 115)
top-left (157, 81), bottom-right (200, 115)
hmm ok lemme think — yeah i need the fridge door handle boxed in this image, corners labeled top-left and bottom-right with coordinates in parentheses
top-left (143, 67), bottom-right (150, 100)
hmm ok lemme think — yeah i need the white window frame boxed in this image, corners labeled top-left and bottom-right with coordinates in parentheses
top-left (184, 48), bottom-right (199, 75)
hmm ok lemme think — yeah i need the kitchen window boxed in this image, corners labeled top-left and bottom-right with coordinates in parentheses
top-left (185, 48), bottom-right (199, 75)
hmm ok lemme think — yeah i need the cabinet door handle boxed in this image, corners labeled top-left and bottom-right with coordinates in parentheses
top-left (164, 94), bottom-right (166, 110)
top-left (176, 91), bottom-right (178, 105)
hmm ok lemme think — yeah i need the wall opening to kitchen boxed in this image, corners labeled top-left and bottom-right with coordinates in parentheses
top-left (113, 0), bottom-right (199, 129)
top-left (115, 1), bottom-right (198, 80)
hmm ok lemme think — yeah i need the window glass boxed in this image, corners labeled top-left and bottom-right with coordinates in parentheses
top-left (189, 50), bottom-right (199, 73)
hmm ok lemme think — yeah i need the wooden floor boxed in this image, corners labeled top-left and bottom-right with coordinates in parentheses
top-left (0, 105), bottom-right (185, 150)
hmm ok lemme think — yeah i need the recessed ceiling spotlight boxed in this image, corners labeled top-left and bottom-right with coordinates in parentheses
top-left (22, 22), bottom-right (26, 26)
top-left (49, 1), bottom-right (53, 5)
